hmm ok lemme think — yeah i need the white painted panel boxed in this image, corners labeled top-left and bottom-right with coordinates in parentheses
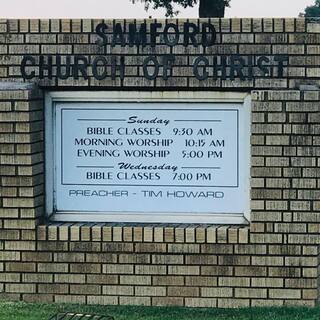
top-left (45, 91), bottom-right (251, 223)
top-left (53, 101), bottom-right (249, 219)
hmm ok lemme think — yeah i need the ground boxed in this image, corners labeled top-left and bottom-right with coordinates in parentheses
top-left (1, 302), bottom-right (320, 320)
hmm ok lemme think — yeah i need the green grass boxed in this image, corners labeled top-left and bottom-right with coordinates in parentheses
top-left (1, 302), bottom-right (320, 320)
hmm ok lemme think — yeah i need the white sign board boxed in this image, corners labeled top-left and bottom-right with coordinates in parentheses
top-left (53, 101), bottom-right (250, 223)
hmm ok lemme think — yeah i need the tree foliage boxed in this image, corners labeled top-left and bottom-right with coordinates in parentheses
top-left (132, 0), bottom-right (231, 17)
top-left (305, 0), bottom-right (320, 17)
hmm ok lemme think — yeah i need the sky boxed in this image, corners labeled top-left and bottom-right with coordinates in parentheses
top-left (0, 0), bottom-right (315, 18)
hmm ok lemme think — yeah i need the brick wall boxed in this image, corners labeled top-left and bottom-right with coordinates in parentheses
top-left (0, 18), bottom-right (319, 89)
top-left (0, 18), bottom-right (320, 307)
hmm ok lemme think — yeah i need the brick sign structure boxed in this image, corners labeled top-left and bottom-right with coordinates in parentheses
top-left (0, 18), bottom-right (320, 307)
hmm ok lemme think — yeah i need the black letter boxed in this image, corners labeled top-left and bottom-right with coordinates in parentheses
top-left (193, 56), bottom-right (209, 80)
top-left (257, 56), bottom-right (270, 76)
top-left (112, 23), bottom-right (125, 47)
top-left (230, 55), bottom-right (245, 80)
top-left (129, 23), bottom-right (147, 47)
top-left (57, 55), bottom-right (71, 79)
top-left (92, 56), bottom-right (108, 80)
top-left (163, 23), bottom-right (179, 47)
top-left (95, 22), bottom-right (108, 47)
top-left (201, 22), bottom-right (216, 47)
top-left (39, 55), bottom-right (53, 79)
top-left (184, 22), bottom-right (199, 47)
top-left (143, 56), bottom-right (159, 80)
top-left (275, 55), bottom-right (288, 78)
top-left (213, 56), bottom-right (227, 80)
top-left (21, 55), bottom-right (35, 79)
top-left (150, 22), bottom-right (162, 47)
top-left (73, 55), bottom-right (88, 79)
top-left (247, 55), bottom-right (253, 80)
top-left (111, 56), bottom-right (125, 80)
top-left (162, 55), bottom-right (175, 80)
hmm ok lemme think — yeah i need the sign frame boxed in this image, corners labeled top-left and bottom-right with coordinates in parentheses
top-left (45, 91), bottom-right (251, 224)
